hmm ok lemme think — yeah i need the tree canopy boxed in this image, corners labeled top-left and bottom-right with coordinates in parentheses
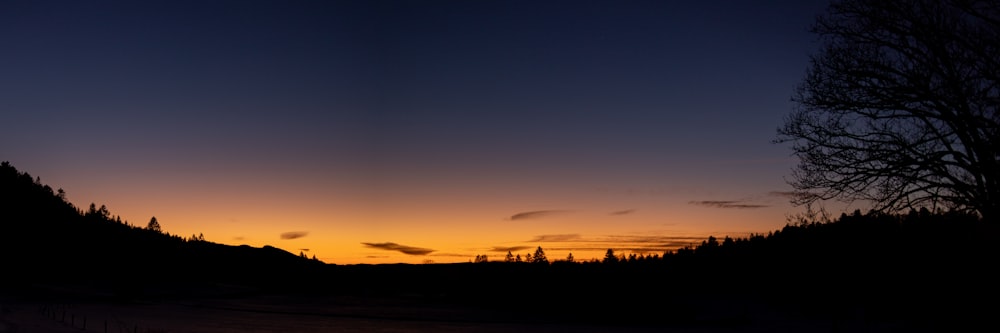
top-left (776, 0), bottom-right (1000, 222)
top-left (531, 246), bottom-right (548, 264)
top-left (147, 216), bottom-right (162, 233)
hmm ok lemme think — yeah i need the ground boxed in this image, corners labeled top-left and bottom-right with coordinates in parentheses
top-left (1, 293), bottom-right (905, 333)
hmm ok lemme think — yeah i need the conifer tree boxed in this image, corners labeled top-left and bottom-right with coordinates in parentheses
top-left (603, 249), bottom-right (618, 264)
top-left (147, 216), bottom-right (162, 233)
top-left (532, 246), bottom-right (548, 264)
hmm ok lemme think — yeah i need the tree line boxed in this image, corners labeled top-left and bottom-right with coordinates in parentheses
top-left (472, 206), bottom-right (989, 268)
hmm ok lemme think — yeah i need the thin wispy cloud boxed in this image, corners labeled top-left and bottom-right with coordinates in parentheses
top-left (362, 242), bottom-right (435, 255)
top-left (599, 234), bottom-right (707, 243)
top-left (299, 248), bottom-right (310, 252)
top-left (428, 252), bottom-right (472, 258)
top-left (280, 231), bottom-right (309, 239)
top-left (596, 187), bottom-right (670, 197)
top-left (508, 210), bottom-right (571, 220)
top-left (514, 235), bottom-right (717, 254)
top-left (529, 234), bottom-right (581, 242)
top-left (768, 191), bottom-right (797, 199)
top-left (490, 246), bottom-right (532, 252)
top-left (689, 200), bottom-right (769, 209)
top-left (478, 231), bottom-right (760, 261)
top-left (610, 209), bottom-right (636, 215)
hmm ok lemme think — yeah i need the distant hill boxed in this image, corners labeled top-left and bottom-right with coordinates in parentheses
top-left (0, 161), bottom-right (325, 298)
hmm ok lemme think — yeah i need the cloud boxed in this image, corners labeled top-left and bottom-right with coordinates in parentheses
top-left (233, 236), bottom-right (245, 241)
top-left (509, 210), bottom-right (571, 220)
top-left (768, 191), bottom-right (798, 198)
top-left (528, 234), bottom-right (581, 242)
top-left (280, 231), bottom-right (309, 239)
top-left (688, 200), bottom-right (769, 209)
top-left (299, 248), bottom-right (310, 252)
top-left (490, 246), bottom-right (532, 252)
top-left (610, 209), bottom-right (636, 215)
top-left (472, 232), bottom-right (759, 261)
top-left (600, 234), bottom-right (706, 243)
top-left (362, 242), bottom-right (435, 255)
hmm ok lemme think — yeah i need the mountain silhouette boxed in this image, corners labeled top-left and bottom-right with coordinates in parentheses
top-left (0, 161), bottom-right (324, 299)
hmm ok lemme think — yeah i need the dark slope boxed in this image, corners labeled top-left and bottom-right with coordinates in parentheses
top-left (0, 161), bottom-right (325, 298)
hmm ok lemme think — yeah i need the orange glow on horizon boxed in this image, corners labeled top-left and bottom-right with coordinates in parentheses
top-left (28, 159), bottom-right (813, 265)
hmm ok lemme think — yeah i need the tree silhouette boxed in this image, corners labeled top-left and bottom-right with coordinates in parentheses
top-left (566, 252), bottom-right (575, 262)
top-left (505, 251), bottom-right (515, 262)
top-left (603, 249), bottom-right (618, 264)
top-left (85, 203), bottom-right (111, 220)
top-left (147, 216), bottom-right (162, 233)
top-left (775, 0), bottom-right (1000, 222)
top-left (531, 246), bottom-right (548, 264)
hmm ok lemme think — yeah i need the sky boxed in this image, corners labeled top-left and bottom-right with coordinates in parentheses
top-left (0, 0), bottom-right (846, 264)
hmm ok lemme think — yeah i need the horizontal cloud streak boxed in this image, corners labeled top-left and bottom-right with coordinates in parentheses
top-left (490, 246), bottom-right (532, 252)
top-left (689, 200), bottom-right (769, 209)
top-left (610, 209), bottom-right (636, 215)
top-left (768, 191), bottom-right (797, 198)
top-left (529, 234), bottom-right (581, 242)
top-left (280, 231), bottom-right (309, 239)
top-left (362, 242), bottom-right (435, 255)
top-left (509, 210), bottom-right (570, 220)
top-left (475, 232), bottom-right (761, 261)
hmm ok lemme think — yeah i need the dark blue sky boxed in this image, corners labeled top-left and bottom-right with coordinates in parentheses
top-left (1, 0), bottom-right (837, 263)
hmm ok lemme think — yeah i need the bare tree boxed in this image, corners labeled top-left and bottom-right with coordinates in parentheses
top-left (776, 0), bottom-right (1000, 222)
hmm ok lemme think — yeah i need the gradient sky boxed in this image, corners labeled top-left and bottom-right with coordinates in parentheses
top-left (1, 0), bottom-right (849, 264)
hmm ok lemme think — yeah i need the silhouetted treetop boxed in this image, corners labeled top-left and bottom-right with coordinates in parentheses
top-left (603, 249), bottom-right (618, 264)
top-left (147, 216), bottom-right (162, 233)
top-left (532, 246), bottom-right (548, 264)
top-left (776, 0), bottom-right (1000, 222)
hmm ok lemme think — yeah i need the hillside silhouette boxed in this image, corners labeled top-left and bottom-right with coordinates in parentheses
top-left (0, 161), bottom-right (325, 300)
top-left (2, 161), bottom-right (998, 331)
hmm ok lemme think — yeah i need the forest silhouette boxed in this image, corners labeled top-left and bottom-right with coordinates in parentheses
top-left (1, 161), bottom-right (998, 331)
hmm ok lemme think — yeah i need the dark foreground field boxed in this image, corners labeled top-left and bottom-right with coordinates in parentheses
top-left (2, 292), bottom-right (900, 333)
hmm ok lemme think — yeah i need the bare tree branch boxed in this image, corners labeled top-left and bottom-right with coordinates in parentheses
top-left (776, 0), bottom-right (1000, 221)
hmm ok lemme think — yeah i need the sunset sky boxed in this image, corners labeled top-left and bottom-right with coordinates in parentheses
top-left (0, 0), bottom-right (853, 264)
